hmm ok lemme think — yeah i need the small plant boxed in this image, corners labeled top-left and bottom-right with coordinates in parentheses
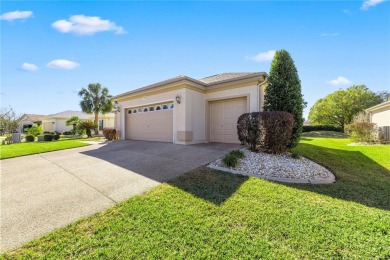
top-left (43, 131), bottom-right (51, 134)
top-left (290, 152), bottom-right (301, 159)
top-left (103, 128), bottom-right (117, 140)
top-left (63, 131), bottom-right (72, 135)
top-left (53, 134), bottom-right (60, 141)
top-left (43, 134), bottom-right (53, 141)
top-left (78, 120), bottom-right (98, 138)
top-left (222, 153), bottom-right (239, 168)
top-left (25, 135), bottom-right (35, 142)
top-left (230, 150), bottom-right (245, 159)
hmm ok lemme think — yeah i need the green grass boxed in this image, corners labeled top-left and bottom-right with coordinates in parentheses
top-left (2, 135), bottom-right (390, 259)
top-left (0, 138), bottom-right (99, 159)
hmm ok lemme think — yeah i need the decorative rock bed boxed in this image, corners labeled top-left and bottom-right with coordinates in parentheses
top-left (208, 148), bottom-right (335, 184)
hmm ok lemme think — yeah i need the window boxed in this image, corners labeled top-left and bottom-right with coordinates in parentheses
top-left (163, 104), bottom-right (169, 110)
top-left (99, 120), bottom-right (104, 131)
top-left (156, 106), bottom-right (161, 111)
top-left (133, 109), bottom-right (137, 114)
top-left (128, 110), bottom-right (132, 114)
top-left (138, 108), bottom-right (142, 113)
top-left (143, 107), bottom-right (148, 112)
top-left (170, 103), bottom-right (174, 109)
top-left (149, 107), bottom-right (155, 112)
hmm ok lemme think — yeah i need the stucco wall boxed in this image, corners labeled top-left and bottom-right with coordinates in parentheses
top-left (371, 107), bottom-right (390, 127)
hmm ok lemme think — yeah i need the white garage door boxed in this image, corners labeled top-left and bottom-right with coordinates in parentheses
top-left (210, 98), bottom-right (247, 143)
top-left (126, 103), bottom-right (173, 142)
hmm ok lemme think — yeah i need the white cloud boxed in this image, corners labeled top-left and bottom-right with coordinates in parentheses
top-left (51, 15), bottom-right (126, 35)
top-left (321, 33), bottom-right (339, 37)
top-left (0, 10), bottom-right (33, 21)
top-left (361, 0), bottom-right (385, 10)
top-left (21, 63), bottom-right (38, 72)
top-left (47, 59), bottom-right (80, 70)
top-left (246, 50), bottom-right (276, 62)
top-left (327, 76), bottom-right (352, 86)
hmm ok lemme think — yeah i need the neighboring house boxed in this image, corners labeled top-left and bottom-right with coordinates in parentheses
top-left (18, 114), bottom-right (45, 133)
top-left (41, 110), bottom-right (115, 133)
top-left (113, 72), bottom-right (268, 144)
top-left (365, 98), bottom-right (390, 140)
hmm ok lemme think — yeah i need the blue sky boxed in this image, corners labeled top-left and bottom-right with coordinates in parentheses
top-left (1, 1), bottom-right (389, 119)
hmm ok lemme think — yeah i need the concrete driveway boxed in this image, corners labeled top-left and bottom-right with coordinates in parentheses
top-left (1, 140), bottom-right (238, 252)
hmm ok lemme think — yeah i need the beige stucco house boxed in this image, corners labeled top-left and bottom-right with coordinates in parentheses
top-left (18, 114), bottom-right (45, 133)
top-left (366, 98), bottom-right (390, 140)
top-left (113, 72), bottom-right (268, 144)
top-left (41, 110), bottom-right (115, 133)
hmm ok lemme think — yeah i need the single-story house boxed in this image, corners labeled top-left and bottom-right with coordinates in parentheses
top-left (41, 110), bottom-right (115, 133)
top-left (18, 114), bottom-right (45, 133)
top-left (113, 72), bottom-right (268, 144)
top-left (365, 97), bottom-right (390, 140)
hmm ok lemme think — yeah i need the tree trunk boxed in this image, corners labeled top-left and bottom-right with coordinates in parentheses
top-left (94, 112), bottom-right (99, 135)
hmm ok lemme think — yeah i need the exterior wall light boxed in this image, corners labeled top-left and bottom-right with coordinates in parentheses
top-left (175, 94), bottom-right (181, 104)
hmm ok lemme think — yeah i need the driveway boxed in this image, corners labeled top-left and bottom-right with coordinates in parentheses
top-left (1, 140), bottom-right (238, 252)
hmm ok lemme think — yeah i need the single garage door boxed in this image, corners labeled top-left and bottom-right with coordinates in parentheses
top-left (126, 103), bottom-right (173, 142)
top-left (210, 97), bottom-right (247, 143)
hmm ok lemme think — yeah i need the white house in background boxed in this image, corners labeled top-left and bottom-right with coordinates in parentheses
top-left (18, 114), bottom-right (45, 133)
top-left (366, 98), bottom-right (390, 140)
top-left (112, 72), bottom-right (268, 144)
top-left (41, 110), bottom-right (115, 133)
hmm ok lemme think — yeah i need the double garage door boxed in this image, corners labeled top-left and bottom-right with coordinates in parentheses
top-left (210, 97), bottom-right (247, 143)
top-left (125, 98), bottom-right (247, 143)
top-left (125, 103), bottom-right (173, 142)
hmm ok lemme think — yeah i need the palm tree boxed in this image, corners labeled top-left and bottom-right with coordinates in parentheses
top-left (79, 83), bottom-right (113, 135)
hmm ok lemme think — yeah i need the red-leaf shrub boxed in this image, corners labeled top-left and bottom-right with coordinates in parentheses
top-left (237, 112), bottom-right (261, 151)
top-left (103, 128), bottom-right (117, 141)
top-left (260, 111), bottom-right (295, 154)
top-left (237, 111), bottom-right (295, 154)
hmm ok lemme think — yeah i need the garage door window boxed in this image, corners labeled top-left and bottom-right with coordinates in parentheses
top-left (149, 107), bottom-right (155, 111)
top-left (143, 108), bottom-right (148, 112)
top-left (133, 109), bottom-right (137, 114)
top-left (128, 110), bottom-right (132, 114)
top-left (156, 105), bottom-right (161, 111)
top-left (138, 108), bottom-right (142, 113)
top-left (163, 104), bottom-right (169, 110)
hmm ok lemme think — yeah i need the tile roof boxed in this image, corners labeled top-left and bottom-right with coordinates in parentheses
top-left (43, 110), bottom-right (114, 119)
top-left (197, 72), bottom-right (261, 84)
top-left (113, 72), bottom-right (266, 99)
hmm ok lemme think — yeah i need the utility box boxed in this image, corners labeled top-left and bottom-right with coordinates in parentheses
top-left (12, 133), bottom-right (21, 143)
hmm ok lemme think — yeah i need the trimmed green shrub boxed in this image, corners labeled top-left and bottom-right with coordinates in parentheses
top-left (26, 126), bottom-right (42, 137)
top-left (222, 153), bottom-right (239, 168)
top-left (44, 134), bottom-right (53, 141)
top-left (303, 125), bottom-right (342, 133)
top-left (261, 111), bottom-right (295, 154)
top-left (63, 131), bottom-right (72, 135)
top-left (43, 131), bottom-right (51, 134)
top-left (25, 135), bottom-right (35, 142)
top-left (103, 128), bottom-right (117, 140)
top-left (53, 134), bottom-right (60, 140)
top-left (230, 150), bottom-right (245, 159)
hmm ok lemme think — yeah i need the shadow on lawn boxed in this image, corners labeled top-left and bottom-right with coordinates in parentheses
top-left (168, 166), bottom-right (248, 205)
top-left (290, 142), bottom-right (390, 211)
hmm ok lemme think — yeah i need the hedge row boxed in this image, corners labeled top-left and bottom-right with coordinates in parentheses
top-left (302, 125), bottom-right (342, 133)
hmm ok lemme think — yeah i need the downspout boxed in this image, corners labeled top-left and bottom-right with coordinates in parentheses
top-left (258, 76), bottom-right (268, 112)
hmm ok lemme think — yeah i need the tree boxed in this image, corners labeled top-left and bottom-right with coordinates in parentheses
top-left (79, 83), bottom-right (113, 135)
top-left (263, 49), bottom-right (306, 148)
top-left (0, 107), bottom-right (23, 144)
top-left (78, 120), bottom-right (98, 138)
top-left (308, 85), bottom-right (385, 132)
top-left (66, 116), bottom-right (81, 135)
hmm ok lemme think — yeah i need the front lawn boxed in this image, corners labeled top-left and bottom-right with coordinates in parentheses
top-left (0, 138), bottom-right (99, 159)
top-left (2, 136), bottom-right (390, 258)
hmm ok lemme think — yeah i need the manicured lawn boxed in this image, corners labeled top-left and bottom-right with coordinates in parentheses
top-left (0, 138), bottom-right (99, 159)
top-left (2, 135), bottom-right (390, 258)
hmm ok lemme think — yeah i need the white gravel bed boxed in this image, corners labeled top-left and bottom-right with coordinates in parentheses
top-left (208, 148), bottom-right (335, 183)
